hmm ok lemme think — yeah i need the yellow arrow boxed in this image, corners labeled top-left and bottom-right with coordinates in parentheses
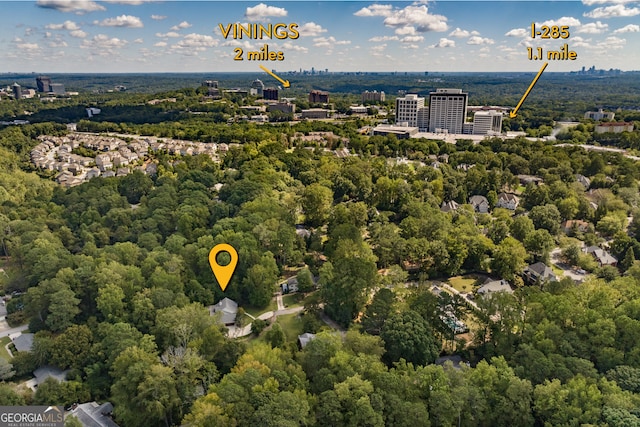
top-left (509, 62), bottom-right (548, 119)
top-left (259, 65), bottom-right (290, 88)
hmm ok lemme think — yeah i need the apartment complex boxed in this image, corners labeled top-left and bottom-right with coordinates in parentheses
top-left (595, 122), bottom-right (634, 134)
top-left (362, 90), bottom-right (385, 103)
top-left (309, 90), bottom-right (329, 103)
top-left (585, 109), bottom-right (615, 121)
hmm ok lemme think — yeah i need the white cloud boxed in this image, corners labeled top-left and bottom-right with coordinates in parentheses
top-left (613, 23), bottom-right (640, 33)
top-left (46, 20), bottom-right (80, 31)
top-left (582, 0), bottom-right (636, 5)
top-left (154, 41), bottom-right (167, 47)
top-left (133, 38), bottom-right (143, 43)
top-left (539, 17), bottom-right (582, 27)
top-left (70, 30), bottom-right (87, 38)
top-left (395, 26), bottom-right (417, 36)
top-left (172, 33), bottom-right (219, 52)
top-left (354, 4), bottom-right (393, 17)
top-left (151, 15), bottom-right (167, 20)
top-left (221, 40), bottom-right (255, 49)
top-left (170, 21), bottom-right (192, 31)
top-left (570, 36), bottom-right (592, 47)
top-left (280, 42), bottom-right (308, 53)
top-left (449, 27), bottom-right (469, 38)
top-left (313, 36), bottom-right (351, 47)
top-left (245, 3), bottom-right (288, 22)
top-left (505, 28), bottom-right (528, 37)
top-left (94, 15), bottom-right (144, 28)
top-left (48, 40), bottom-right (68, 48)
top-left (103, 0), bottom-right (153, 4)
top-left (401, 35), bottom-right (424, 43)
top-left (584, 4), bottom-right (640, 17)
top-left (600, 35), bottom-right (626, 48)
top-left (383, 5), bottom-right (448, 33)
top-left (17, 42), bottom-right (40, 50)
top-left (403, 44), bottom-right (420, 49)
top-left (370, 44), bottom-right (387, 56)
top-left (156, 32), bottom-right (180, 38)
top-left (578, 21), bottom-right (609, 33)
top-left (36, 0), bottom-right (105, 14)
top-left (82, 34), bottom-right (128, 49)
top-left (369, 35), bottom-right (399, 42)
top-left (298, 22), bottom-right (327, 37)
top-left (467, 36), bottom-right (494, 45)
top-left (432, 37), bottom-right (455, 48)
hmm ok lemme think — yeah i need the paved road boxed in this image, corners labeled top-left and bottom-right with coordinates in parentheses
top-left (0, 323), bottom-right (29, 338)
top-left (276, 292), bottom-right (285, 311)
top-left (555, 143), bottom-right (640, 161)
top-left (550, 247), bottom-right (587, 282)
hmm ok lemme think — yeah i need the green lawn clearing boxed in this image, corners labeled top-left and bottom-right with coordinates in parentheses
top-left (0, 336), bottom-right (13, 361)
top-left (276, 313), bottom-right (304, 342)
top-left (448, 276), bottom-right (477, 293)
top-left (243, 299), bottom-right (277, 317)
top-left (551, 264), bottom-right (564, 276)
top-left (282, 293), bottom-right (304, 308)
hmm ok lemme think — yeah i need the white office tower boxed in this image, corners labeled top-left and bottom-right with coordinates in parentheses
top-left (395, 94), bottom-right (424, 127)
top-left (417, 107), bottom-right (429, 131)
top-left (428, 88), bottom-right (468, 134)
top-left (250, 79), bottom-right (265, 96)
top-left (472, 110), bottom-right (502, 135)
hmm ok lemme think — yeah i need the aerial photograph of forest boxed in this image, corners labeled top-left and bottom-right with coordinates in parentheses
top-left (1, 1), bottom-right (640, 426)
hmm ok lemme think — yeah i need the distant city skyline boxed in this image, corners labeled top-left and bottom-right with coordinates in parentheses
top-left (1, 1), bottom-right (639, 73)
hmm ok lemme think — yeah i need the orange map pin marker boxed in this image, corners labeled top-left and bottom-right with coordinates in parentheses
top-left (209, 244), bottom-right (238, 291)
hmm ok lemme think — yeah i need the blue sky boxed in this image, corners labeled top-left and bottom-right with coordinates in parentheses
top-left (1, 0), bottom-right (639, 73)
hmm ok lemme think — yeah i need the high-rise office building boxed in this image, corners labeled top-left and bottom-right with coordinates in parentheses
top-left (50, 83), bottom-right (65, 95)
top-left (428, 88), bottom-right (468, 134)
top-left (250, 79), bottom-right (264, 97)
top-left (395, 94), bottom-right (424, 127)
top-left (36, 76), bottom-right (52, 93)
top-left (12, 83), bottom-right (22, 100)
top-left (263, 87), bottom-right (278, 100)
top-left (202, 80), bottom-right (220, 97)
top-left (472, 110), bottom-right (502, 135)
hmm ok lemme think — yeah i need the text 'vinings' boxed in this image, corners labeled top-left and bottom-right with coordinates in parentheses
top-left (219, 23), bottom-right (300, 40)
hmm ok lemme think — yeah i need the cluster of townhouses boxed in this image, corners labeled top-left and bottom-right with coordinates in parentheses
top-left (31, 132), bottom-right (219, 187)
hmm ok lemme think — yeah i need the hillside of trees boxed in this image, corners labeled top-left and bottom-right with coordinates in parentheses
top-left (1, 80), bottom-right (640, 425)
